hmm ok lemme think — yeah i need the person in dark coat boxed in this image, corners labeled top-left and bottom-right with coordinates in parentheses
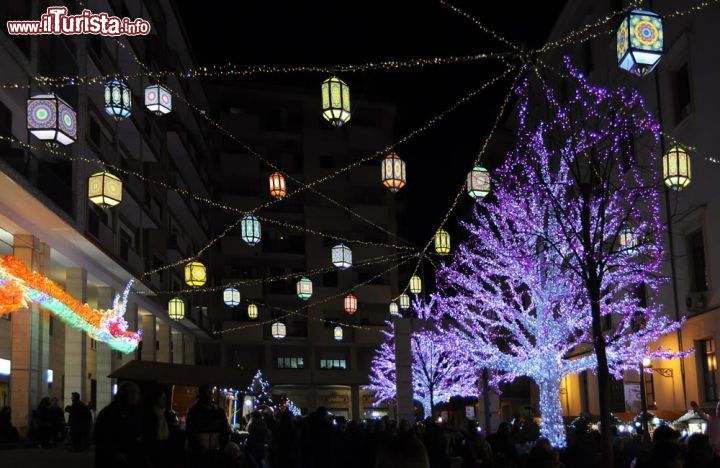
top-left (30, 397), bottom-right (53, 447)
top-left (49, 397), bottom-right (66, 445)
top-left (93, 381), bottom-right (143, 468)
top-left (142, 390), bottom-right (182, 468)
top-left (66, 392), bottom-right (92, 451)
top-left (186, 385), bottom-right (230, 468)
top-left (0, 406), bottom-right (19, 446)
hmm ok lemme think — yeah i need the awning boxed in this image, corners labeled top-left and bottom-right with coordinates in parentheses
top-left (109, 360), bottom-right (254, 389)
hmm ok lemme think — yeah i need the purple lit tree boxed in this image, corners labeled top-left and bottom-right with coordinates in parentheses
top-left (433, 61), bottom-right (683, 451)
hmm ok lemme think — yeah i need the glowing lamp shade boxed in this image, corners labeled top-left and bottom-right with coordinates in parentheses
top-left (247, 303), bottom-right (258, 319)
top-left (332, 243), bottom-right (352, 269)
top-left (617, 10), bottom-right (663, 76)
top-left (344, 293), bottom-right (358, 314)
top-left (88, 171), bottom-right (123, 208)
top-left (381, 153), bottom-right (406, 192)
top-left (619, 227), bottom-right (637, 255)
top-left (389, 301), bottom-right (399, 316)
top-left (709, 353), bottom-right (718, 373)
top-left (184, 261), bottom-right (207, 287)
top-left (467, 166), bottom-right (491, 199)
top-left (269, 172), bottom-right (287, 199)
top-left (409, 275), bottom-right (422, 294)
top-left (223, 287), bottom-right (241, 307)
top-left (399, 293), bottom-right (410, 310)
top-left (642, 357), bottom-right (652, 368)
top-left (271, 321), bottom-right (286, 339)
top-left (434, 229), bottom-right (451, 255)
top-left (168, 297), bottom-right (185, 321)
top-left (334, 326), bottom-right (344, 341)
top-left (296, 277), bottom-right (313, 300)
top-left (321, 76), bottom-right (351, 127)
top-left (241, 215), bottom-right (261, 245)
top-left (663, 147), bottom-right (691, 191)
top-left (104, 79), bottom-right (132, 119)
top-left (27, 94), bottom-right (77, 146)
top-left (144, 84), bottom-right (172, 115)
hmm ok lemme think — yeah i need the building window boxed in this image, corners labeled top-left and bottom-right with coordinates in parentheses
top-left (700, 338), bottom-right (718, 402)
top-left (644, 372), bottom-right (655, 405)
top-left (688, 230), bottom-right (708, 292)
top-left (320, 359), bottom-right (347, 370)
top-left (90, 338), bottom-right (97, 351)
top-left (673, 63), bottom-right (693, 125)
top-left (277, 357), bottom-right (304, 369)
top-left (49, 315), bottom-right (54, 336)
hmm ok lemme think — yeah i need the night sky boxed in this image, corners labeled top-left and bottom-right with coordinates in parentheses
top-left (178, 0), bottom-right (567, 250)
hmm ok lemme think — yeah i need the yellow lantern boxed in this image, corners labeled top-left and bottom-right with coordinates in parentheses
top-left (168, 297), bottom-right (185, 321)
top-left (184, 261), bottom-right (206, 287)
top-left (344, 293), bottom-right (358, 314)
top-left (389, 302), bottom-right (399, 316)
top-left (662, 147), bottom-right (691, 191)
top-left (247, 303), bottom-right (258, 319)
top-left (619, 227), bottom-right (637, 255)
top-left (88, 171), bottom-right (122, 208)
top-left (399, 294), bottom-right (410, 310)
top-left (269, 172), bottom-right (287, 199)
top-left (409, 275), bottom-right (422, 294)
top-left (334, 326), bottom-right (344, 341)
top-left (381, 153), bottom-right (406, 192)
top-left (434, 229), bottom-right (451, 255)
top-left (321, 76), bottom-right (351, 127)
top-left (272, 321), bottom-right (286, 339)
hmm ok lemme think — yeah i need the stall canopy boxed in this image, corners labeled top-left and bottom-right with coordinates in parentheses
top-left (109, 360), bottom-right (254, 389)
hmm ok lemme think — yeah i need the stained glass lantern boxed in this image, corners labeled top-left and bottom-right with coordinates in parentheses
top-left (381, 153), bottom-right (406, 192)
top-left (409, 275), bottom-right (422, 294)
top-left (399, 293), bottom-right (410, 310)
top-left (389, 302), bottom-right (399, 316)
top-left (223, 287), bottom-right (241, 307)
top-left (619, 227), bottom-right (637, 254)
top-left (185, 261), bottom-right (207, 287)
top-left (332, 243), bottom-right (352, 269)
top-left (297, 277), bottom-right (313, 300)
top-left (344, 293), bottom-right (358, 314)
top-left (27, 94), bottom-right (77, 146)
top-left (617, 10), bottom-right (663, 76)
top-left (434, 229), bottom-right (451, 255)
top-left (247, 303), bottom-right (258, 319)
top-left (144, 84), bottom-right (172, 115)
top-left (269, 172), bottom-right (287, 199)
top-left (88, 171), bottom-right (123, 208)
top-left (271, 321), bottom-right (286, 339)
top-left (321, 76), bottom-right (351, 127)
top-left (663, 147), bottom-right (691, 191)
top-left (104, 79), bottom-right (132, 119)
top-left (467, 166), bottom-right (491, 200)
top-left (168, 297), bottom-right (185, 321)
top-left (241, 215), bottom-right (262, 245)
top-left (334, 326), bottom-right (344, 341)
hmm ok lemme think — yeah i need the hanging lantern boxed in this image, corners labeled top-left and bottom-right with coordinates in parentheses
top-left (344, 293), bottom-right (358, 314)
top-left (185, 261), bottom-right (207, 287)
top-left (434, 229), bottom-right (451, 255)
top-left (334, 326), bottom-right (344, 341)
top-left (27, 93), bottom-right (77, 146)
top-left (321, 76), bottom-right (351, 127)
top-left (168, 297), bottom-right (185, 321)
top-left (144, 84), bottom-right (172, 115)
top-left (399, 293), bottom-right (410, 310)
top-left (381, 153), bottom-right (406, 192)
top-left (297, 277), bottom-right (313, 300)
top-left (619, 227), bottom-right (638, 254)
top-left (104, 79), bottom-right (132, 119)
top-left (247, 303), bottom-right (258, 319)
top-left (662, 147), bottom-right (691, 191)
top-left (269, 172), bottom-right (287, 199)
top-left (409, 275), bottom-right (422, 294)
top-left (617, 10), bottom-right (663, 76)
top-left (331, 243), bottom-right (352, 269)
top-left (271, 321), bottom-right (287, 339)
top-left (88, 171), bottom-right (123, 208)
top-left (389, 302), bottom-right (400, 316)
top-left (467, 166), bottom-right (491, 200)
top-left (241, 215), bottom-right (262, 245)
top-left (223, 287), bottom-right (240, 307)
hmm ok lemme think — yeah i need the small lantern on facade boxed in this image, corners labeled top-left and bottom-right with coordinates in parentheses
top-left (332, 243), bottom-right (352, 269)
top-left (297, 277), bottom-right (313, 300)
top-left (334, 326), bottom-right (344, 341)
top-left (241, 215), bottom-right (262, 245)
top-left (662, 147), bottom-right (691, 191)
top-left (619, 227), bottom-right (638, 255)
top-left (144, 84), bottom-right (172, 115)
top-left (223, 287), bottom-right (240, 307)
top-left (389, 302), bottom-right (400, 316)
top-left (434, 229), bottom-right (451, 255)
top-left (344, 293), bottom-right (358, 314)
top-left (88, 171), bottom-right (123, 208)
top-left (381, 153), bottom-right (407, 192)
top-left (269, 172), bottom-right (287, 199)
top-left (321, 76), bottom-right (351, 127)
top-left (27, 93), bottom-right (77, 146)
top-left (168, 297), bottom-right (185, 321)
top-left (467, 166), bottom-right (491, 200)
top-left (399, 293), bottom-right (410, 310)
top-left (247, 303), bottom-right (259, 319)
top-left (185, 261), bottom-right (207, 287)
top-left (409, 275), bottom-right (422, 294)
top-left (617, 10), bottom-right (664, 76)
top-left (104, 79), bottom-right (132, 119)
top-left (272, 321), bottom-right (287, 339)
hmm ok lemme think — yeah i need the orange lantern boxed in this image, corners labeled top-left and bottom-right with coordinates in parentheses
top-left (381, 153), bottom-right (406, 192)
top-left (344, 293), bottom-right (358, 314)
top-left (269, 172), bottom-right (287, 199)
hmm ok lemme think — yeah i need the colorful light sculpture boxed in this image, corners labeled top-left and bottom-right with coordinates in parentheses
top-left (434, 229), bottom-right (451, 255)
top-left (241, 215), bottom-right (261, 245)
top-left (248, 303), bottom-right (258, 319)
top-left (168, 297), bottom-right (185, 321)
top-left (662, 146), bottom-right (691, 191)
top-left (269, 172), bottom-right (287, 199)
top-left (467, 166), bottom-right (491, 200)
top-left (104, 79), bottom-right (132, 119)
top-left (409, 275), bottom-right (422, 294)
top-left (331, 243), bottom-right (352, 269)
top-left (27, 93), bottom-right (77, 146)
top-left (144, 84), bottom-right (172, 115)
top-left (297, 277), bottom-right (313, 300)
top-left (617, 9), bottom-right (664, 76)
top-left (223, 287), bottom-right (240, 307)
top-left (334, 326), bottom-right (344, 341)
top-left (88, 171), bottom-right (123, 208)
top-left (271, 321), bottom-right (286, 339)
top-left (399, 293), bottom-right (410, 310)
top-left (389, 301), bottom-right (399, 316)
top-left (185, 261), bottom-right (206, 287)
top-left (381, 153), bottom-right (406, 192)
top-left (321, 76), bottom-right (351, 127)
top-left (344, 293), bottom-right (358, 314)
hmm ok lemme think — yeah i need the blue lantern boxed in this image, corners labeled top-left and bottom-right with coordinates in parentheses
top-left (617, 10), bottom-right (663, 76)
top-left (104, 79), bottom-right (132, 119)
top-left (223, 287), bottom-right (240, 307)
top-left (241, 215), bottom-right (261, 245)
